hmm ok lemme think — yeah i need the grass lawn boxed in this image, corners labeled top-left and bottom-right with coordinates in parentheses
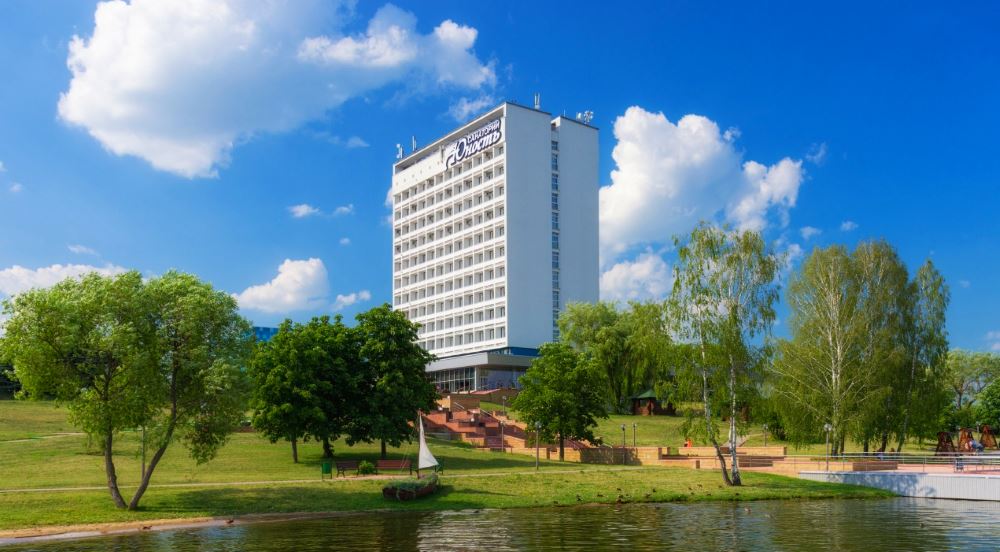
top-left (0, 469), bottom-right (890, 531)
top-left (0, 400), bottom-right (891, 532)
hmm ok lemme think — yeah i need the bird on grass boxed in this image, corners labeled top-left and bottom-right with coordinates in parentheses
top-left (576, 494), bottom-right (583, 502)
top-left (226, 519), bottom-right (235, 525)
top-left (596, 493), bottom-right (604, 498)
top-left (643, 493), bottom-right (652, 499)
top-left (744, 507), bottom-right (751, 514)
top-left (141, 526), bottom-right (151, 531)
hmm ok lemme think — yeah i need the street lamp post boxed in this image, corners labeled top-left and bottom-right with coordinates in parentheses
top-left (762, 423), bottom-right (768, 448)
top-left (632, 422), bottom-right (637, 449)
top-left (621, 423), bottom-right (626, 465)
top-left (501, 395), bottom-right (507, 416)
top-left (499, 420), bottom-right (505, 453)
top-left (535, 421), bottom-right (541, 471)
top-left (824, 423), bottom-right (833, 471)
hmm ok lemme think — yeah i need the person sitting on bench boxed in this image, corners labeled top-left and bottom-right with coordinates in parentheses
top-left (970, 438), bottom-right (985, 453)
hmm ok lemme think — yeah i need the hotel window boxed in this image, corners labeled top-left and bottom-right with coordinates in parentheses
top-left (552, 251), bottom-right (559, 269)
top-left (551, 212), bottom-right (559, 231)
top-left (551, 154), bottom-right (558, 171)
top-left (551, 193), bottom-right (559, 210)
top-left (552, 290), bottom-right (560, 309)
top-left (551, 140), bottom-right (559, 151)
top-left (551, 232), bottom-right (559, 250)
top-left (551, 174), bottom-right (558, 191)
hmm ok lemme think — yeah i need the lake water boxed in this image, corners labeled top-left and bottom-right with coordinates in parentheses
top-left (6, 498), bottom-right (1000, 551)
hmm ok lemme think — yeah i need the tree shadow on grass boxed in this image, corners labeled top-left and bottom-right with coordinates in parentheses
top-left (139, 482), bottom-right (504, 518)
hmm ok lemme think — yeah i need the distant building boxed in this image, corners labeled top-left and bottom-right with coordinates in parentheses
top-left (252, 326), bottom-right (279, 343)
top-left (390, 102), bottom-right (599, 391)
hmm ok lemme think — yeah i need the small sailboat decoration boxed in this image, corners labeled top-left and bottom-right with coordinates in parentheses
top-left (417, 415), bottom-right (439, 474)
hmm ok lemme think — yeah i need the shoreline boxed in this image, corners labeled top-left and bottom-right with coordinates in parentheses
top-left (0, 511), bottom-right (360, 545)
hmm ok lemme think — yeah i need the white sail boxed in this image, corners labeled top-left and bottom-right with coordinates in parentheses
top-left (417, 416), bottom-right (439, 470)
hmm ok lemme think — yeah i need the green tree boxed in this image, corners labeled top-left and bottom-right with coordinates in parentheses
top-left (353, 304), bottom-right (437, 459)
top-left (249, 316), bottom-right (359, 462)
top-left (772, 242), bottom-right (950, 454)
top-left (129, 271), bottom-right (252, 509)
top-left (670, 222), bottom-right (779, 486)
top-left (946, 350), bottom-right (1000, 408)
top-left (896, 260), bottom-right (950, 450)
top-left (976, 378), bottom-right (1000, 431)
top-left (0, 271), bottom-right (251, 510)
top-left (511, 342), bottom-right (608, 460)
top-left (771, 245), bottom-right (870, 455)
top-left (559, 301), bottom-right (670, 413)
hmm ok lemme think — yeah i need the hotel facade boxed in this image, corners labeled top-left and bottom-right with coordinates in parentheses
top-left (391, 102), bottom-right (598, 391)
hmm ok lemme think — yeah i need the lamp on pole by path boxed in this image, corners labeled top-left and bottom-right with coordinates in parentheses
top-left (535, 421), bottom-right (541, 471)
top-left (501, 395), bottom-right (507, 416)
top-left (499, 420), bottom-right (505, 453)
top-left (762, 423), bottom-right (768, 448)
top-left (823, 423), bottom-right (833, 471)
top-left (632, 422), bottom-right (637, 449)
top-left (621, 423), bottom-right (626, 465)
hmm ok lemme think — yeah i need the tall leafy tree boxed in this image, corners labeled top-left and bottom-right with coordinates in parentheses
top-left (511, 342), bottom-right (608, 460)
top-left (2, 272), bottom-right (155, 509)
top-left (772, 242), bottom-right (950, 454)
top-left (559, 301), bottom-right (670, 413)
top-left (946, 350), bottom-right (1000, 408)
top-left (1, 271), bottom-right (251, 510)
top-left (353, 304), bottom-right (437, 459)
top-left (670, 222), bottom-right (778, 486)
top-left (129, 271), bottom-right (252, 509)
top-left (249, 315), bottom-right (359, 462)
top-left (771, 245), bottom-right (870, 455)
top-left (896, 260), bottom-right (950, 450)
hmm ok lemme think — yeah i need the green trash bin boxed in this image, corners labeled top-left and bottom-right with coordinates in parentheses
top-left (321, 460), bottom-right (333, 480)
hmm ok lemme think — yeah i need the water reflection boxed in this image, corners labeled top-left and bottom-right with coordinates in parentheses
top-left (6, 498), bottom-right (1000, 551)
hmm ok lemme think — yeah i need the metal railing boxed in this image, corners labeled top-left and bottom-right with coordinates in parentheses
top-left (748, 452), bottom-right (1000, 473)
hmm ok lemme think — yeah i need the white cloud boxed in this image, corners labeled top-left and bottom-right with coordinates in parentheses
top-left (333, 204), bottom-right (354, 216)
top-left (959, 279), bottom-right (971, 289)
top-left (599, 106), bottom-right (803, 262)
top-left (234, 258), bottom-right (329, 313)
top-left (332, 289), bottom-right (371, 311)
top-left (840, 220), bottom-right (859, 231)
top-left (8, 183), bottom-right (23, 194)
top-left (311, 132), bottom-right (369, 148)
top-left (806, 142), bottom-right (828, 165)
top-left (0, 263), bottom-right (127, 297)
top-left (289, 203), bottom-right (321, 218)
top-left (988, 331), bottom-right (1000, 351)
top-left (800, 226), bottom-right (822, 240)
top-left (67, 244), bottom-right (99, 256)
top-left (600, 252), bottom-right (673, 302)
top-left (0, 161), bottom-right (5, 172)
top-left (339, 237), bottom-right (351, 246)
top-left (448, 94), bottom-right (495, 121)
top-left (58, 1), bottom-right (494, 178)
top-left (345, 136), bottom-right (369, 148)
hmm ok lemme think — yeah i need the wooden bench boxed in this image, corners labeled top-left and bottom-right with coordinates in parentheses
top-left (376, 459), bottom-right (412, 475)
top-left (335, 460), bottom-right (360, 477)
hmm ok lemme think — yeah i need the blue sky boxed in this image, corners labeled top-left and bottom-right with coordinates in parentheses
top-left (0, 1), bottom-right (997, 351)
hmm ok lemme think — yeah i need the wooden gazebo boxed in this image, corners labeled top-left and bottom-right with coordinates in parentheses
top-left (629, 390), bottom-right (675, 416)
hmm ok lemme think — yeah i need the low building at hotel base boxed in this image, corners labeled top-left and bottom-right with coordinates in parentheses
top-left (391, 102), bottom-right (599, 392)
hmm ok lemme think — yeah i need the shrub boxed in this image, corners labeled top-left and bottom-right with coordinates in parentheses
top-left (358, 460), bottom-right (376, 475)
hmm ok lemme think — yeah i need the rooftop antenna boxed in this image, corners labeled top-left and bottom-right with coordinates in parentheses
top-left (579, 110), bottom-right (594, 125)
top-left (395, 144), bottom-right (404, 160)
top-left (534, 93), bottom-right (541, 110)
top-left (411, 136), bottom-right (417, 152)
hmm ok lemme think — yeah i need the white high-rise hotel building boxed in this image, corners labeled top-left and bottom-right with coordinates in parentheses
top-left (391, 102), bottom-right (598, 391)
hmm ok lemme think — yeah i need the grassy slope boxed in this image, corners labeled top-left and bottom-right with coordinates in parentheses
top-left (0, 401), bottom-right (890, 531)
